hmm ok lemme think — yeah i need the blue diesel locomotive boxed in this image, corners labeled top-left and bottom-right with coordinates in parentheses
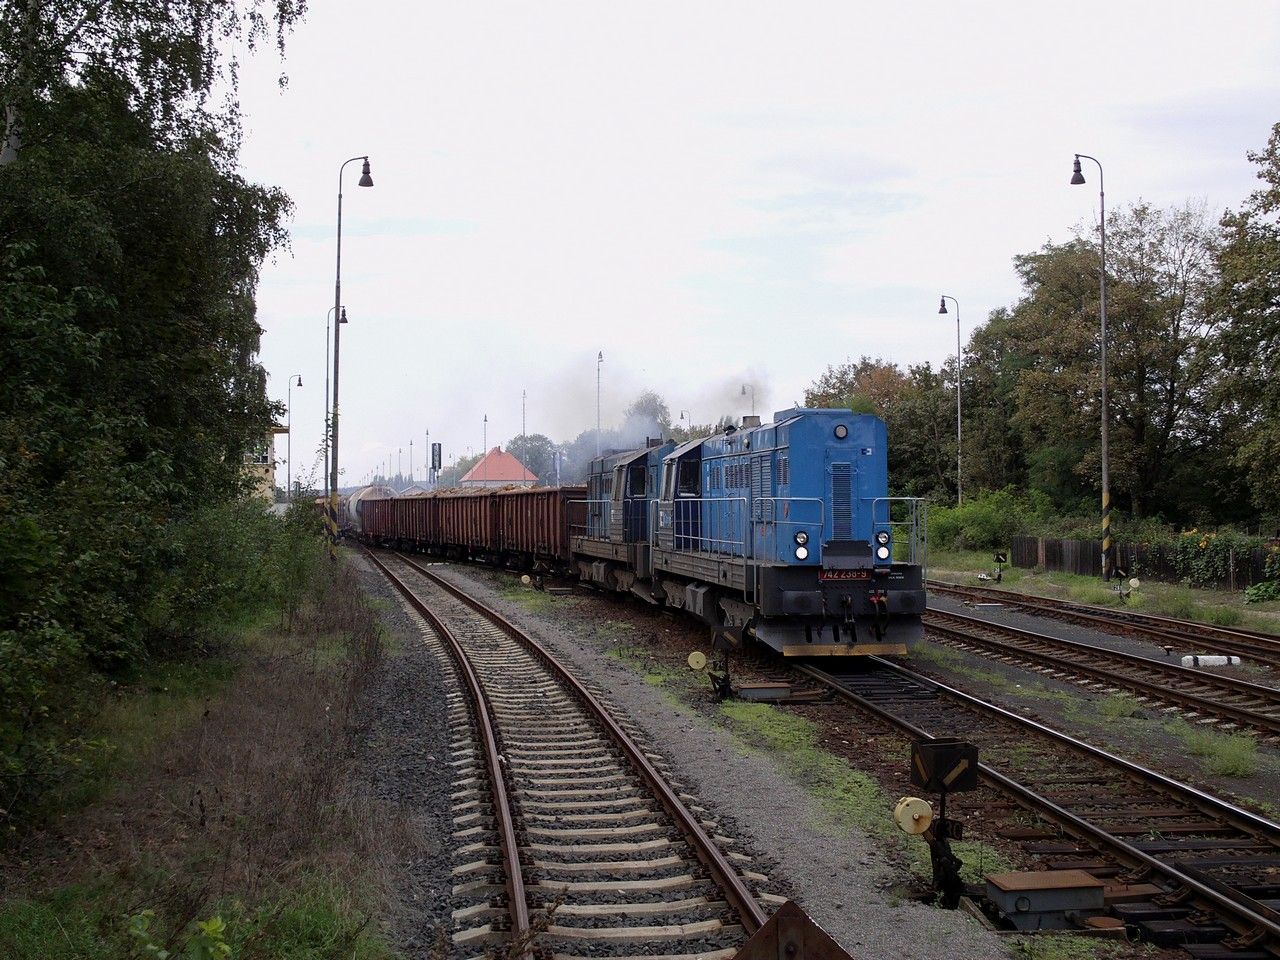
top-left (570, 408), bottom-right (926, 656)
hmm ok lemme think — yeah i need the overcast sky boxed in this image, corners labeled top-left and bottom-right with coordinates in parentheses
top-left (237, 1), bottom-right (1280, 486)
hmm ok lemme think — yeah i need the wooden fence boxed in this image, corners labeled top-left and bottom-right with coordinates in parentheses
top-left (1010, 535), bottom-right (1270, 591)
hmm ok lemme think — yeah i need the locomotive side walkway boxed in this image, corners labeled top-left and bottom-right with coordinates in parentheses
top-left (366, 558), bottom-right (1008, 960)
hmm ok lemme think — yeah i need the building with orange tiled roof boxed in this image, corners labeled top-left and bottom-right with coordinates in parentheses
top-left (460, 447), bottom-right (538, 488)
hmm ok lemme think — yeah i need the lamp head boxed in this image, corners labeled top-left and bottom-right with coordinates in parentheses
top-left (938, 297), bottom-right (948, 315)
top-left (358, 158), bottom-right (374, 188)
top-left (1070, 156), bottom-right (1086, 185)
top-left (339, 307), bottom-right (349, 324)
top-left (296, 375), bottom-right (303, 387)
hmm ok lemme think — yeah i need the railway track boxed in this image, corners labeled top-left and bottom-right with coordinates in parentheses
top-left (364, 549), bottom-right (774, 959)
top-left (799, 658), bottom-right (1280, 957)
top-left (928, 580), bottom-right (1280, 672)
top-left (923, 608), bottom-right (1280, 740)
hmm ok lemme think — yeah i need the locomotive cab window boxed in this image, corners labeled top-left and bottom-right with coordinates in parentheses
top-left (612, 465), bottom-right (625, 502)
top-left (677, 458), bottom-right (700, 497)
top-left (628, 463), bottom-right (647, 497)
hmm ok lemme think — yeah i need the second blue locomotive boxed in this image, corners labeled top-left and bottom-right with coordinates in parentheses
top-left (572, 407), bottom-right (925, 656)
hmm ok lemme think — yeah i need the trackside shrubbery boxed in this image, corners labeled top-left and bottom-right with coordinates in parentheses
top-left (0, 502), bottom-right (325, 837)
top-left (927, 489), bottom-right (1056, 551)
top-left (927, 490), bottom-right (1275, 591)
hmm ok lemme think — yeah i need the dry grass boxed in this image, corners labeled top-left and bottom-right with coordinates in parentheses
top-left (0, 560), bottom-right (408, 958)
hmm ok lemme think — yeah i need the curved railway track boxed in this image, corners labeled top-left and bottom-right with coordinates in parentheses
top-left (928, 580), bottom-right (1280, 672)
top-left (798, 658), bottom-right (1280, 956)
top-left (923, 608), bottom-right (1280, 740)
top-left (365, 549), bottom-right (772, 959)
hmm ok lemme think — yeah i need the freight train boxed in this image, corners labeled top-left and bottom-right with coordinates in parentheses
top-left (357, 408), bottom-right (926, 657)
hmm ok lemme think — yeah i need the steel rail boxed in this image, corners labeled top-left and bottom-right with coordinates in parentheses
top-left (364, 550), bottom-right (533, 956)
top-left (796, 658), bottom-right (1280, 947)
top-left (924, 609), bottom-right (1280, 736)
top-left (928, 580), bottom-right (1280, 667)
top-left (392, 552), bottom-right (769, 935)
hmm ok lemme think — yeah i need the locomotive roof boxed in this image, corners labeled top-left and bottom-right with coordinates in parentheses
top-left (664, 433), bottom-right (714, 461)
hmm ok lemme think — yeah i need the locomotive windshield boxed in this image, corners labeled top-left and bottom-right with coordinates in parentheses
top-left (628, 463), bottom-right (647, 497)
top-left (677, 458), bottom-right (700, 496)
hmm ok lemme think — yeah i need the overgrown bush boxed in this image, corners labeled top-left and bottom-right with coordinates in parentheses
top-left (927, 488), bottom-right (1055, 551)
top-left (0, 503), bottom-right (324, 837)
top-left (1245, 548), bottom-right (1280, 603)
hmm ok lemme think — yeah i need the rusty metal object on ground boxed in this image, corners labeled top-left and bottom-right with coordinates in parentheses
top-left (731, 900), bottom-right (856, 960)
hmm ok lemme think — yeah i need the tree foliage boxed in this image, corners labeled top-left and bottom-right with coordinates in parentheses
top-left (1212, 122), bottom-right (1280, 514)
top-left (0, 29), bottom-right (299, 829)
top-left (1, 0), bottom-right (307, 160)
top-left (801, 177), bottom-right (1277, 533)
top-left (505, 433), bottom-right (557, 485)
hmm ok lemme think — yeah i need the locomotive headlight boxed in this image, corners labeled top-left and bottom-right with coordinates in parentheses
top-left (834, 424), bottom-right (849, 439)
top-left (876, 546), bottom-right (891, 560)
top-left (795, 546), bottom-right (809, 560)
top-left (794, 531), bottom-right (809, 546)
top-left (875, 530), bottom-right (891, 545)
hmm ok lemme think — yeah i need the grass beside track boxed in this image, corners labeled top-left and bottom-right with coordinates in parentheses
top-left (567, 601), bottom-right (1017, 887)
top-left (0, 553), bottom-right (400, 960)
top-left (929, 549), bottom-right (1280, 635)
top-left (716, 700), bottom-right (1013, 886)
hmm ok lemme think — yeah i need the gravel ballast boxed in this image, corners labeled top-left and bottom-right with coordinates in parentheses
top-left (350, 554), bottom-right (457, 955)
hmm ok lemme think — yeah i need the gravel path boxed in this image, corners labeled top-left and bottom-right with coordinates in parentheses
top-left (424, 561), bottom-right (1010, 960)
top-left (350, 554), bottom-right (456, 955)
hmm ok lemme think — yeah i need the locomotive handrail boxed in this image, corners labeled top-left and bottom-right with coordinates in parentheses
top-left (567, 498), bottom-right (618, 540)
top-left (650, 496), bottom-right (751, 555)
top-left (868, 496), bottom-right (927, 569)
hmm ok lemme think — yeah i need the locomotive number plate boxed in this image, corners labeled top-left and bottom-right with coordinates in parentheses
top-left (819, 569), bottom-right (870, 581)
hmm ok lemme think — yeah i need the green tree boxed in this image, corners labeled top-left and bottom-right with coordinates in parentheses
top-left (0, 72), bottom-right (294, 828)
top-left (624, 390), bottom-right (673, 433)
top-left (1, 0), bottom-right (305, 161)
top-left (438, 452), bottom-right (482, 488)
top-left (997, 202), bottom-right (1226, 519)
top-left (1212, 122), bottom-right (1280, 515)
top-left (506, 433), bottom-right (556, 484)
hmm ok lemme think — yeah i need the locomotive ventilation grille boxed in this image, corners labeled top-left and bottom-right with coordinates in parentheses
top-left (832, 463), bottom-right (852, 539)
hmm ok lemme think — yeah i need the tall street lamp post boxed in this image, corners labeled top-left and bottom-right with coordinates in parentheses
top-left (287, 374), bottom-right (302, 501)
top-left (938, 295), bottom-right (963, 505)
top-left (324, 306), bottom-right (336, 492)
top-left (329, 156), bottom-right (373, 547)
top-left (1071, 153), bottom-right (1115, 580)
top-left (596, 351), bottom-right (603, 455)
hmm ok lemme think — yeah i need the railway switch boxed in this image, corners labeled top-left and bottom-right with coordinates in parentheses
top-left (899, 738), bottom-right (979, 908)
